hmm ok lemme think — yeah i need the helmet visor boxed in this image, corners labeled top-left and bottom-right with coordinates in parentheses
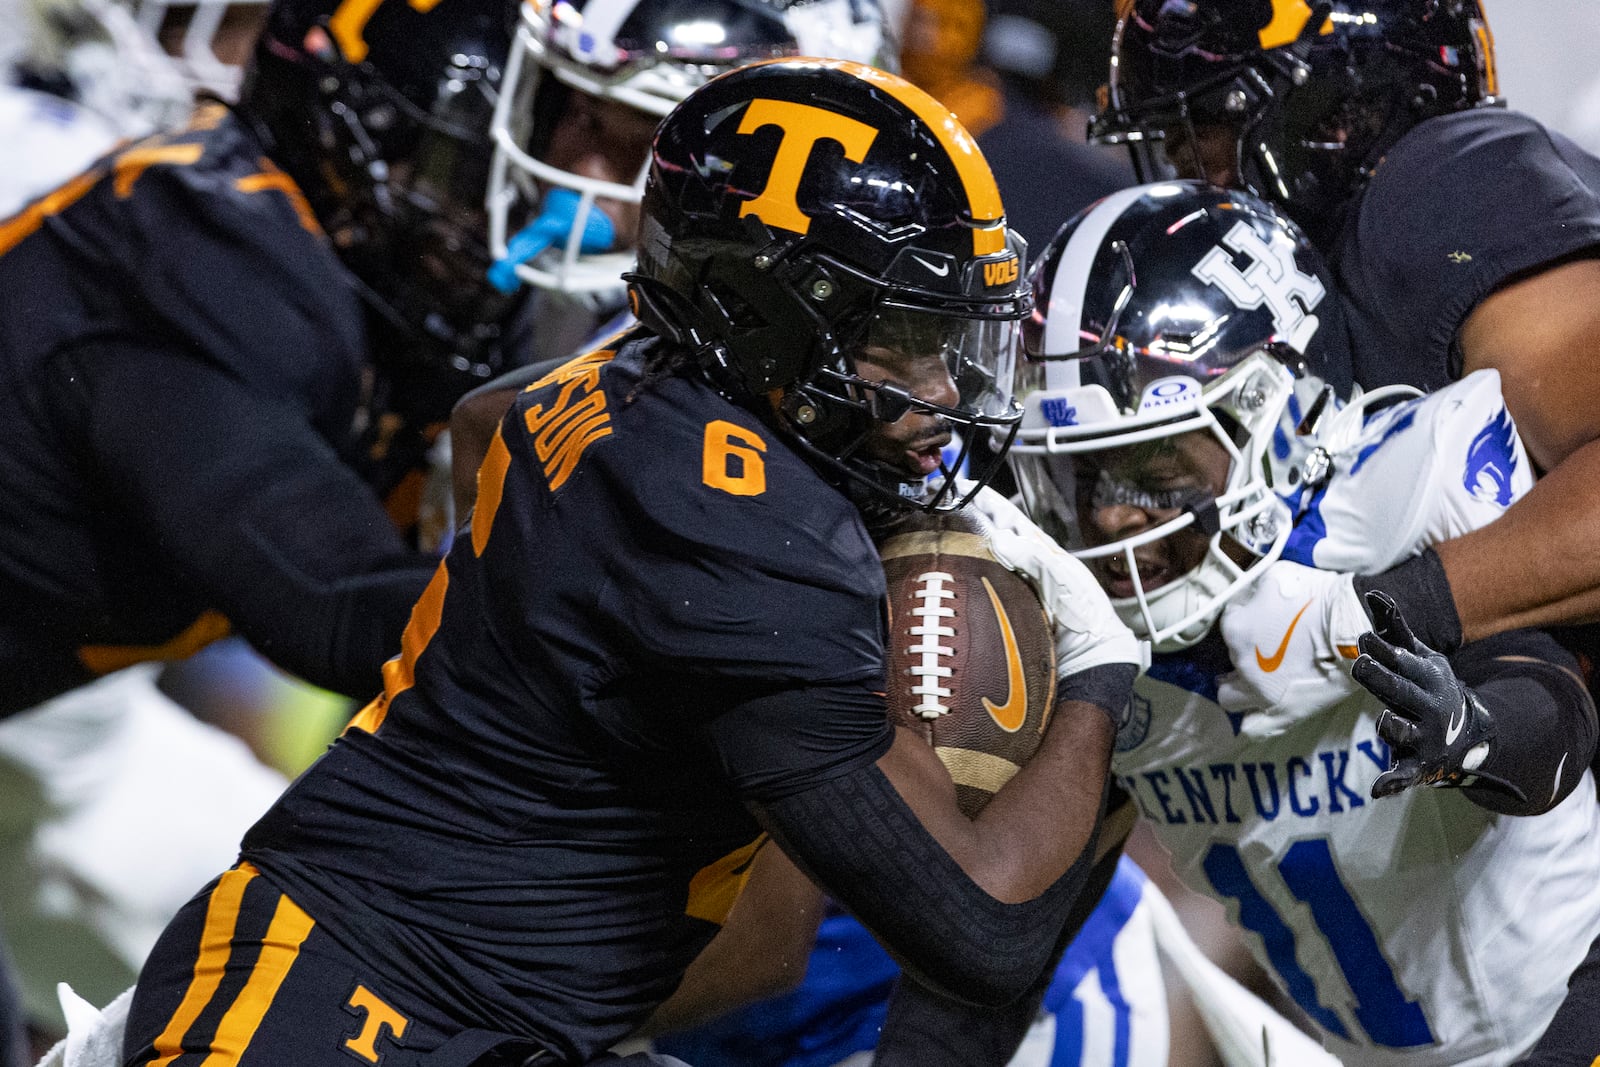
top-left (850, 304), bottom-right (1022, 423)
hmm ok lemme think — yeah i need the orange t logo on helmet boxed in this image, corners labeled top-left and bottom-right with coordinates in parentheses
top-left (1259, 0), bottom-right (1333, 49)
top-left (736, 100), bottom-right (879, 237)
top-left (732, 59), bottom-right (1009, 256)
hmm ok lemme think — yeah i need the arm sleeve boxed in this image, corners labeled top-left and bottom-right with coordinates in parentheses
top-left (700, 680), bottom-right (894, 802)
top-left (871, 841), bottom-right (1125, 1066)
top-left (1450, 627), bottom-right (1598, 815)
top-left (751, 762), bottom-right (1108, 1008)
top-left (62, 339), bottom-right (435, 698)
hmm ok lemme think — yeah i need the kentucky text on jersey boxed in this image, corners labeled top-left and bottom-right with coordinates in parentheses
top-left (1117, 739), bottom-right (1390, 825)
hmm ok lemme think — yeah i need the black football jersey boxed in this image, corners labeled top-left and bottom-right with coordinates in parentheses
top-left (0, 105), bottom-right (434, 708)
top-left (240, 336), bottom-right (894, 1061)
top-left (1334, 108), bottom-right (1600, 393)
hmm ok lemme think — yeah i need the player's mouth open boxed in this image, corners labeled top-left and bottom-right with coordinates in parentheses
top-left (905, 434), bottom-right (951, 475)
top-left (1101, 553), bottom-right (1173, 599)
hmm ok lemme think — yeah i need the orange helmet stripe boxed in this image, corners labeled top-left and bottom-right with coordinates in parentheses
top-left (1473, 11), bottom-right (1499, 97)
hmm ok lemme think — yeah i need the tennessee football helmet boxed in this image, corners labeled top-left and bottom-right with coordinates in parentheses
top-left (1090, 0), bottom-right (1501, 225)
top-left (1010, 180), bottom-right (1342, 650)
top-left (237, 0), bottom-right (518, 401)
top-left (486, 0), bottom-right (896, 298)
top-left (628, 58), bottom-right (1030, 521)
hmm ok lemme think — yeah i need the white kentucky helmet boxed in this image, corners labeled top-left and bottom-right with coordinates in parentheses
top-left (1008, 179), bottom-right (1348, 651)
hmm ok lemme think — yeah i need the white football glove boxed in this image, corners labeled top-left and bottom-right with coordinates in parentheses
top-left (1216, 559), bottom-right (1372, 739)
top-left (967, 486), bottom-right (1147, 680)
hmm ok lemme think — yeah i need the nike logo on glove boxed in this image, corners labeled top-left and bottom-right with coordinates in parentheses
top-left (1445, 699), bottom-right (1467, 745)
top-left (1255, 599), bottom-right (1312, 673)
top-left (981, 577), bottom-right (1028, 732)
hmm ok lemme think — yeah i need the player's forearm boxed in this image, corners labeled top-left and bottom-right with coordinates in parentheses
top-left (963, 692), bottom-right (1119, 898)
top-left (872, 843), bottom-right (1126, 1066)
top-left (754, 749), bottom-right (1111, 1007)
top-left (1436, 438), bottom-right (1600, 640)
top-left (872, 679), bottom-right (1120, 904)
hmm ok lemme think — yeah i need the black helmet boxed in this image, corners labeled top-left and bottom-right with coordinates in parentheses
top-left (628, 58), bottom-right (1031, 518)
top-left (1011, 180), bottom-right (1343, 649)
top-left (238, 0), bottom-right (519, 396)
top-left (486, 0), bottom-right (897, 297)
top-left (1089, 0), bottom-right (1501, 226)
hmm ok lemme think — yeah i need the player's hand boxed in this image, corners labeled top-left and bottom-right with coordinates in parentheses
top-left (1354, 592), bottom-right (1526, 803)
top-left (1216, 559), bottom-right (1370, 739)
top-left (966, 486), bottom-right (1146, 679)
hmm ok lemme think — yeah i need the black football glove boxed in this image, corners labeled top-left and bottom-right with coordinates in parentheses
top-left (1352, 591), bottom-right (1527, 803)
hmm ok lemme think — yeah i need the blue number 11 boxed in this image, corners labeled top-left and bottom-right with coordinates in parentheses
top-left (1202, 838), bottom-right (1434, 1049)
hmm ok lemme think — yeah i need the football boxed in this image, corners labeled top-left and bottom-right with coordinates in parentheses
top-left (878, 508), bottom-right (1057, 817)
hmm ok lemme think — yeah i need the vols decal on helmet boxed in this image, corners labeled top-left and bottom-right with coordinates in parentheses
top-left (1191, 220), bottom-right (1324, 353)
top-left (983, 256), bottom-right (1020, 289)
top-left (737, 99), bottom-right (879, 237)
top-left (738, 59), bottom-right (1008, 255)
top-left (329, 0), bottom-right (448, 63)
top-left (1259, 0), bottom-right (1332, 50)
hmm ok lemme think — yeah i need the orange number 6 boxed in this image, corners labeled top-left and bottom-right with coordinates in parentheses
top-left (703, 421), bottom-right (767, 496)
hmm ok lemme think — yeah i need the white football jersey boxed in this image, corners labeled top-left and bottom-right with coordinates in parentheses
top-left (1111, 370), bottom-right (1600, 1067)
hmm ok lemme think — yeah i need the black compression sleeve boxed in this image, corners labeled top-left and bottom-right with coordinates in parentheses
top-left (1451, 629), bottom-right (1598, 815)
top-left (66, 342), bottom-right (435, 697)
top-left (1060, 662), bottom-right (1140, 729)
top-left (871, 842), bottom-right (1124, 1067)
top-left (753, 765), bottom-right (1106, 1008)
top-left (1355, 548), bottom-right (1463, 655)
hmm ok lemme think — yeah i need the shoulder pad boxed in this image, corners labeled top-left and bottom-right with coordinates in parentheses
top-left (1284, 370), bottom-right (1531, 573)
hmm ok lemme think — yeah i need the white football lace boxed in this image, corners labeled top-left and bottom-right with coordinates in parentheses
top-left (908, 572), bottom-right (957, 720)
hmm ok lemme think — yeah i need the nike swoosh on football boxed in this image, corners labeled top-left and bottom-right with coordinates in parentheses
top-left (980, 577), bottom-right (1028, 732)
top-left (1445, 699), bottom-right (1467, 746)
top-left (911, 254), bottom-right (950, 277)
top-left (1254, 599), bottom-right (1313, 673)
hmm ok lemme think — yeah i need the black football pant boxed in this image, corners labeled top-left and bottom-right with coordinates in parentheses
top-left (122, 863), bottom-right (694, 1067)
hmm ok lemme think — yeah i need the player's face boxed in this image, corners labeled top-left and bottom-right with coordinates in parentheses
top-left (852, 344), bottom-right (960, 479)
top-left (1073, 429), bottom-right (1231, 600)
top-left (539, 91), bottom-right (660, 250)
top-left (1158, 121), bottom-right (1240, 187)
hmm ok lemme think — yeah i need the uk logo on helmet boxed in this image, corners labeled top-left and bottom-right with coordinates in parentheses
top-left (1190, 220), bottom-right (1324, 353)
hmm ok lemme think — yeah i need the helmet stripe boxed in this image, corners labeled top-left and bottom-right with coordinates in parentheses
top-left (330, 0), bottom-right (446, 64)
top-left (1473, 13), bottom-right (1499, 97)
top-left (747, 58), bottom-right (1008, 255)
top-left (1259, 0), bottom-right (1331, 51)
top-left (1039, 184), bottom-right (1153, 389)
